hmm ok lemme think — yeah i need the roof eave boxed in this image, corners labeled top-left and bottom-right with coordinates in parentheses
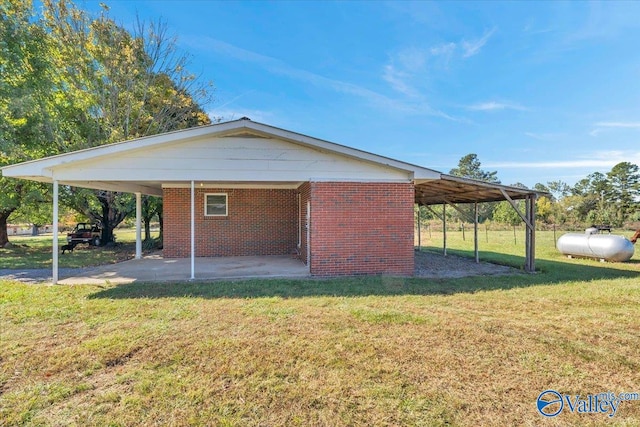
top-left (1, 118), bottom-right (442, 181)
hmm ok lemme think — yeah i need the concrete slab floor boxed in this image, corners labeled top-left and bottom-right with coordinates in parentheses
top-left (57, 254), bottom-right (310, 285)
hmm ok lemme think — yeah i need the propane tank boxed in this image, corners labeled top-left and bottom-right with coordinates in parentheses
top-left (557, 229), bottom-right (634, 262)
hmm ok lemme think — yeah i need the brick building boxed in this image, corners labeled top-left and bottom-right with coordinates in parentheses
top-left (2, 118), bottom-right (539, 282)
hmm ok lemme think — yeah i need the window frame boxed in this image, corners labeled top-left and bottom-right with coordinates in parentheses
top-left (204, 193), bottom-right (228, 217)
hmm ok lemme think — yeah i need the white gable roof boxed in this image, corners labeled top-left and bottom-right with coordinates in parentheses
top-left (2, 118), bottom-right (441, 195)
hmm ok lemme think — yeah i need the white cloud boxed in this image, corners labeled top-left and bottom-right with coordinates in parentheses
top-left (461, 27), bottom-right (497, 58)
top-left (188, 36), bottom-right (455, 120)
top-left (382, 64), bottom-right (417, 98)
top-left (396, 47), bottom-right (428, 72)
top-left (430, 42), bottom-right (456, 57)
top-left (429, 42), bottom-right (456, 69)
top-left (485, 150), bottom-right (640, 169)
top-left (467, 101), bottom-right (527, 112)
top-left (382, 47), bottom-right (432, 98)
top-left (382, 29), bottom-right (497, 98)
top-left (590, 121), bottom-right (640, 137)
top-left (594, 121), bottom-right (640, 128)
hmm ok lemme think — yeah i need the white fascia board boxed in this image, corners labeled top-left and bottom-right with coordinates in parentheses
top-left (162, 182), bottom-right (304, 190)
top-left (308, 178), bottom-right (412, 183)
top-left (1, 163), bottom-right (54, 180)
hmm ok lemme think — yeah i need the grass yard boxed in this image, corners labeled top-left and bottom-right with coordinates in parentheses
top-left (417, 225), bottom-right (640, 273)
top-left (1, 229), bottom-right (639, 426)
top-left (0, 230), bottom-right (158, 269)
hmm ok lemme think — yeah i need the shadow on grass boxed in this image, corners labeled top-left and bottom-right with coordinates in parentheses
top-left (88, 253), bottom-right (638, 300)
top-left (438, 248), bottom-right (639, 280)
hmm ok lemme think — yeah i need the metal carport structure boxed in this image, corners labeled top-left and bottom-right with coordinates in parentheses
top-left (414, 174), bottom-right (542, 273)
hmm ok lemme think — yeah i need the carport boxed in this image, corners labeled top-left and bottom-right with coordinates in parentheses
top-left (415, 174), bottom-right (540, 272)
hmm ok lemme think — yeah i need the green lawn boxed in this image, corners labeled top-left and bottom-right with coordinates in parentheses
top-left (1, 229), bottom-right (639, 426)
top-left (0, 230), bottom-right (158, 269)
top-left (418, 226), bottom-right (640, 276)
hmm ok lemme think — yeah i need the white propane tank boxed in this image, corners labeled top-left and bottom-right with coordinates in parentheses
top-left (557, 230), bottom-right (635, 262)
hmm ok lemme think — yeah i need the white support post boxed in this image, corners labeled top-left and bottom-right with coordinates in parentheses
top-left (474, 202), bottom-right (479, 263)
top-left (443, 203), bottom-right (447, 256)
top-left (417, 205), bottom-right (421, 251)
top-left (52, 180), bottom-right (59, 285)
top-left (190, 180), bottom-right (195, 280)
top-left (306, 201), bottom-right (311, 270)
top-left (135, 192), bottom-right (142, 260)
top-left (297, 193), bottom-right (301, 249)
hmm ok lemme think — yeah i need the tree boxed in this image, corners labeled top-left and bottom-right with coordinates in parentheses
top-left (547, 180), bottom-right (571, 201)
top-left (449, 154), bottom-right (500, 223)
top-left (449, 153), bottom-right (500, 183)
top-left (42, 0), bottom-right (212, 244)
top-left (532, 183), bottom-right (554, 223)
top-left (10, 185), bottom-right (54, 235)
top-left (535, 196), bottom-right (553, 224)
top-left (607, 162), bottom-right (640, 226)
top-left (570, 172), bottom-right (615, 225)
top-left (493, 200), bottom-right (523, 226)
top-left (492, 183), bottom-right (529, 226)
top-left (141, 195), bottom-right (162, 242)
top-left (0, 0), bottom-right (70, 246)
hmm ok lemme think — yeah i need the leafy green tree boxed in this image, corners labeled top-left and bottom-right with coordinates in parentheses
top-left (10, 185), bottom-right (54, 235)
top-left (493, 183), bottom-right (530, 226)
top-left (42, 0), bottom-right (212, 244)
top-left (449, 153), bottom-right (500, 183)
top-left (534, 182), bottom-right (550, 194)
top-left (449, 154), bottom-right (500, 223)
top-left (535, 196), bottom-right (553, 224)
top-left (0, 0), bottom-right (70, 246)
top-left (493, 200), bottom-right (523, 226)
top-left (142, 195), bottom-right (162, 242)
top-left (570, 172), bottom-right (614, 225)
top-left (547, 180), bottom-right (571, 201)
top-left (606, 162), bottom-right (639, 226)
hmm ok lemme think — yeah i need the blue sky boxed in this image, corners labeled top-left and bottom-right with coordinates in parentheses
top-left (77, 1), bottom-right (640, 187)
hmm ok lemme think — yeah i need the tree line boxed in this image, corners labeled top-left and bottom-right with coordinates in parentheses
top-left (420, 154), bottom-right (640, 229)
top-left (1, 0), bottom-right (213, 247)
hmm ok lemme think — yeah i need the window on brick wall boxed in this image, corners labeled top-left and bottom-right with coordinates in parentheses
top-left (204, 193), bottom-right (228, 216)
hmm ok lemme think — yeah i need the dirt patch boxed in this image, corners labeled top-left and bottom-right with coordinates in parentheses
top-left (414, 250), bottom-right (520, 279)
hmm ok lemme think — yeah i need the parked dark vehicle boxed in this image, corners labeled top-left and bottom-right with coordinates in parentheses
top-left (67, 223), bottom-right (102, 246)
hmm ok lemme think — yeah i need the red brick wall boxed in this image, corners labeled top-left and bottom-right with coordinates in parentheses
top-left (163, 187), bottom-right (298, 257)
top-left (309, 182), bottom-right (415, 276)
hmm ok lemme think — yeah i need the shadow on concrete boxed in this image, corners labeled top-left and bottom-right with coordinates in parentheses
top-left (88, 251), bottom-right (638, 300)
